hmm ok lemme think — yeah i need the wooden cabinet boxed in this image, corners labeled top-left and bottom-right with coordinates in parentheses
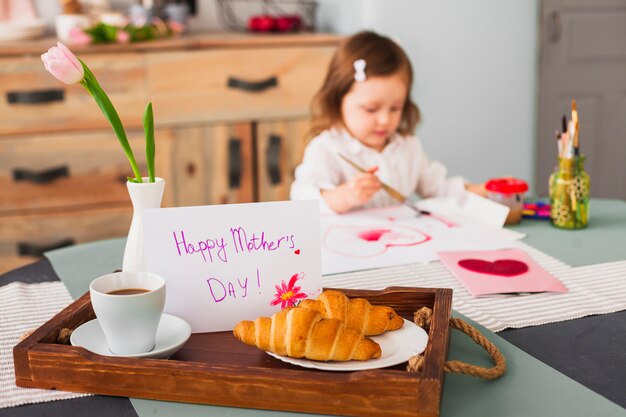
top-left (147, 46), bottom-right (331, 124)
top-left (158, 123), bottom-right (255, 206)
top-left (0, 33), bottom-right (341, 272)
top-left (256, 118), bottom-right (311, 202)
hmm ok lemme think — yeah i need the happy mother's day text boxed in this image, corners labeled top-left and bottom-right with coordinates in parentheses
top-left (172, 227), bottom-right (296, 264)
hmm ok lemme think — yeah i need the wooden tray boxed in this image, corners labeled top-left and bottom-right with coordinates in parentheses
top-left (14, 286), bottom-right (452, 417)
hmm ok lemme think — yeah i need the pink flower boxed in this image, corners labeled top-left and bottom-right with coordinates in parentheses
top-left (168, 21), bottom-right (187, 35)
top-left (116, 30), bottom-right (130, 44)
top-left (270, 273), bottom-right (308, 310)
top-left (40, 42), bottom-right (84, 85)
top-left (68, 28), bottom-right (91, 46)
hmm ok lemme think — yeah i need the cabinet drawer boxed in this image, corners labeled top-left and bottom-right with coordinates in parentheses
top-left (0, 205), bottom-right (132, 273)
top-left (0, 131), bottom-right (148, 212)
top-left (148, 46), bottom-right (335, 125)
top-left (0, 54), bottom-right (146, 136)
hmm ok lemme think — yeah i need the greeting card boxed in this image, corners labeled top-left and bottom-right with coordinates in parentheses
top-left (437, 249), bottom-right (568, 297)
top-left (142, 200), bottom-right (323, 333)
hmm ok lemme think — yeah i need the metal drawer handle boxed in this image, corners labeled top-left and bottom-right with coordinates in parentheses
top-left (7, 89), bottom-right (65, 104)
top-left (13, 166), bottom-right (70, 184)
top-left (547, 11), bottom-right (562, 43)
top-left (17, 238), bottom-right (76, 257)
top-left (266, 134), bottom-right (282, 185)
top-left (227, 76), bottom-right (278, 92)
top-left (229, 138), bottom-right (242, 188)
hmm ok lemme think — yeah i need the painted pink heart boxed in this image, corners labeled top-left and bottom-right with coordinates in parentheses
top-left (358, 229), bottom-right (390, 242)
top-left (458, 259), bottom-right (529, 277)
top-left (323, 225), bottom-right (431, 258)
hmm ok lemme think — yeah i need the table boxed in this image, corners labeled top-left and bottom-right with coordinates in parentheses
top-left (500, 198), bottom-right (626, 409)
top-left (1, 199), bottom-right (625, 417)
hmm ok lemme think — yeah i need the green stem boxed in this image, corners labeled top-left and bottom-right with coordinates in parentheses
top-left (143, 102), bottom-right (155, 182)
top-left (79, 60), bottom-right (143, 183)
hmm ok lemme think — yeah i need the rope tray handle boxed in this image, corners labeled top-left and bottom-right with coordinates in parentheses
top-left (408, 307), bottom-right (506, 379)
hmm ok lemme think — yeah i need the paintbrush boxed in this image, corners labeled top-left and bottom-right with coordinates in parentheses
top-left (337, 153), bottom-right (430, 216)
top-left (555, 129), bottom-right (562, 156)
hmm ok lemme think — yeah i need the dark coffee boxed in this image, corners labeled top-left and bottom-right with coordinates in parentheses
top-left (107, 288), bottom-right (150, 296)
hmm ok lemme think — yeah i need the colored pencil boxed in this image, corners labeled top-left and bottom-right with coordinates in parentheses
top-left (572, 99), bottom-right (580, 157)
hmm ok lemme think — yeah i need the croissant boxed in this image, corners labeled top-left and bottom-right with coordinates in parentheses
top-left (298, 290), bottom-right (404, 336)
top-left (233, 307), bottom-right (381, 361)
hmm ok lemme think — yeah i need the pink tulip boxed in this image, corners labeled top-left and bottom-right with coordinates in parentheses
top-left (116, 30), bottom-right (130, 44)
top-left (41, 42), bottom-right (84, 85)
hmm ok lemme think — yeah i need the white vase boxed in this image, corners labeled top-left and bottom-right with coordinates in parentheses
top-left (122, 177), bottom-right (165, 272)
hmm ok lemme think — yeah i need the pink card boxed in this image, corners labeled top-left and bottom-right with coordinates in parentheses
top-left (437, 249), bottom-right (568, 297)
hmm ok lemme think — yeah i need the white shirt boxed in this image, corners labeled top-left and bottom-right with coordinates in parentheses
top-left (290, 128), bottom-right (465, 213)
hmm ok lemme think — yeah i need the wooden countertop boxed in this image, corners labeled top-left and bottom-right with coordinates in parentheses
top-left (0, 32), bottom-right (343, 57)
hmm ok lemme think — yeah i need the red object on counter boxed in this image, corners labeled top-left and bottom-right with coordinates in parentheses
top-left (286, 14), bottom-right (302, 31)
top-left (485, 178), bottom-right (529, 194)
top-left (248, 14), bottom-right (274, 32)
top-left (274, 16), bottom-right (292, 32)
top-left (248, 14), bottom-right (303, 32)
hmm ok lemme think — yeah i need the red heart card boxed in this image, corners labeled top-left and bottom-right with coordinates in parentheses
top-left (437, 249), bottom-right (567, 297)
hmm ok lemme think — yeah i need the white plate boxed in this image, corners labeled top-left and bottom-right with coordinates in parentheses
top-left (266, 319), bottom-right (428, 371)
top-left (70, 313), bottom-right (191, 359)
top-left (0, 20), bottom-right (45, 31)
top-left (0, 31), bottom-right (46, 41)
top-left (0, 19), bottom-right (46, 41)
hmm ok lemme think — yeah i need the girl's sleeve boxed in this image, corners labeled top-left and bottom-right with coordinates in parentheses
top-left (290, 137), bottom-right (343, 214)
top-left (413, 138), bottom-right (466, 199)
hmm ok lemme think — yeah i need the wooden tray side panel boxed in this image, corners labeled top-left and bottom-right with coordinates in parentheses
top-left (421, 289), bottom-right (453, 379)
top-left (416, 288), bottom-right (453, 414)
top-left (22, 345), bottom-right (430, 417)
top-left (13, 292), bottom-right (94, 384)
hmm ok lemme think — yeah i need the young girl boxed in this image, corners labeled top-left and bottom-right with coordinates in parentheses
top-left (290, 31), bottom-right (485, 214)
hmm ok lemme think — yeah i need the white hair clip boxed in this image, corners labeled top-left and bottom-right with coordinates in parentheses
top-left (353, 59), bottom-right (366, 82)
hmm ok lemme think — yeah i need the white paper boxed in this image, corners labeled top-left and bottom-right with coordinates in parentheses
top-left (321, 203), bottom-right (517, 275)
top-left (417, 193), bottom-right (510, 229)
top-left (142, 200), bottom-right (323, 333)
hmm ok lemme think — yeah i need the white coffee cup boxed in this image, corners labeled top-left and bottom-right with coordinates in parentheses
top-left (90, 271), bottom-right (166, 355)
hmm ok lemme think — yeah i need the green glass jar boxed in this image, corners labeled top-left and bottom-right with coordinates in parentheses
top-left (548, 156), bottom-right (590, 229)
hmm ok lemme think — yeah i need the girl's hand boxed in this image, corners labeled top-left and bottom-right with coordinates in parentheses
top-left (346, 166), bottom-right (381, 205)
top-left (322, 166), bottom-right (381, 213)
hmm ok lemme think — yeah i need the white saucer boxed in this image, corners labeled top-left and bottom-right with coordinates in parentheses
top-left (266, 319), bottom-right (428, 371)
top-left (70, 313), bottom-right (191, 359)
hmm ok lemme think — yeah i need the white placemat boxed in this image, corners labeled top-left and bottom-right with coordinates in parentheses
top-left (0, 281), bottom-right (90, 409)
top-left (323, 242), bottom-right (626, 332)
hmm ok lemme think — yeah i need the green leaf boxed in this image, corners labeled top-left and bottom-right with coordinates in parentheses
top-left (79, 59), bottom-right (143, 183)
top-left (144, 102), bottom-right (155, 183)
top-left (84, 22), bottom-right (118, 44)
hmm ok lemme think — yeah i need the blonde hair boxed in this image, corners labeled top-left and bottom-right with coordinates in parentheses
top-left (310, 31), bottom-right (420, 138)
